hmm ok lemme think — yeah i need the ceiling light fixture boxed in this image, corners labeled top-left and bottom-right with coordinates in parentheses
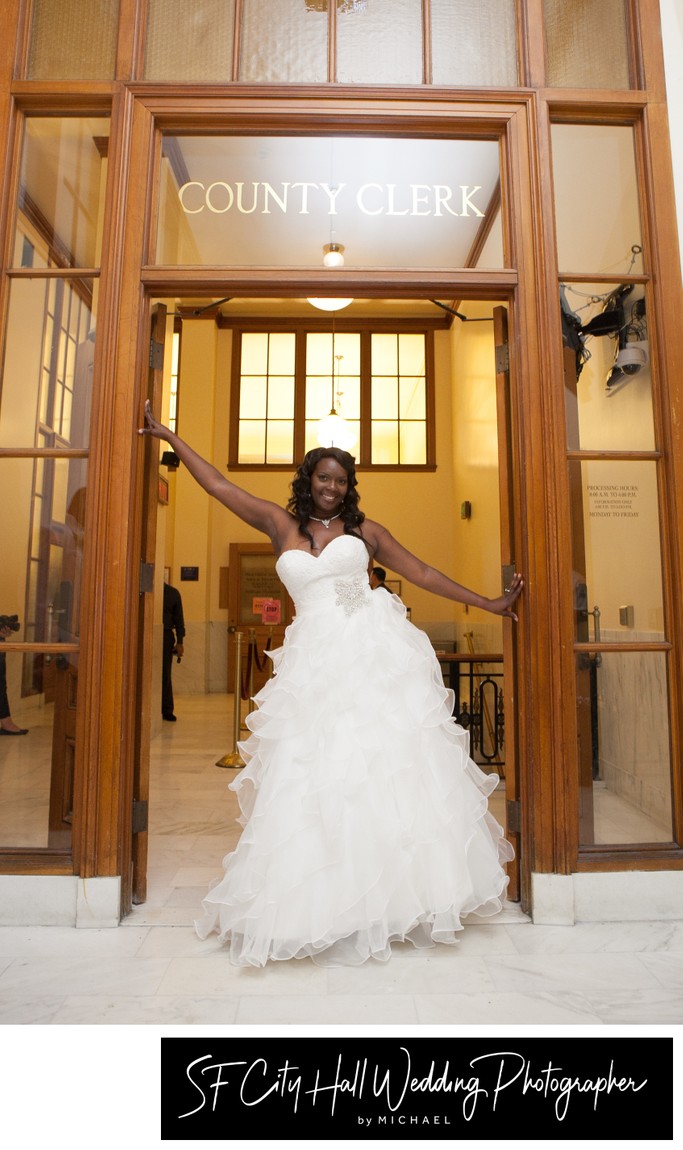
top-left (308, 242), bottom-right (352, 311)
top-left (307, 297), bottom-right (354, 312)
top-left (322, 242), bottom-right (345, 268)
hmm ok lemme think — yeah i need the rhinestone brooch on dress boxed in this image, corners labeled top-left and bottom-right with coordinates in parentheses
top-left (334, 578), bottom-right (367, 616)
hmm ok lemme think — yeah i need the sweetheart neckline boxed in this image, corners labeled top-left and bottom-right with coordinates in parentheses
top-left (276, 533), bottom-right (364, 563)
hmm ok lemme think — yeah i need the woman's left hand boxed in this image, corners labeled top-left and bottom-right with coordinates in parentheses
top-left (138, 399), bottom-right (172, 442)
top-left (486, 572), bottom-right (524, 620)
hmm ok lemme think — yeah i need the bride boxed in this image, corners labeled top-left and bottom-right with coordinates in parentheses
top-left (140, 400), bottom-right (523, 966)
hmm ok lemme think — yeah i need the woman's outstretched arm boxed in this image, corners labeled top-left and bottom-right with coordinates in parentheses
top-left (366, 520), bottom-right (524, 620)
top-left (139, 401), bottom-right (288, 539)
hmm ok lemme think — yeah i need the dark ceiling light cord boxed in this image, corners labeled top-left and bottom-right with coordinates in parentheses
top-left (431, 300), bottom-right (495, 322)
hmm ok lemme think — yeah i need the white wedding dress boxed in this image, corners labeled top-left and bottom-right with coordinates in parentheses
top-left (195, 533), bottom-right (513, 966)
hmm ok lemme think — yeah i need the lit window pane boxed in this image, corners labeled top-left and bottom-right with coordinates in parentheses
top-left (334, 332), bottom-right (361, 374)
top-left (432, 0), bottom-right (517, 86)
top-left (544, 0), bottom-right (630, 89)
top-left (372, 378), bottom-right (398, 419)
top-left (399, 422), bottom-right (426, 465)
top-left (399, 378), bottom-right (425, 419)
top-left (304, 420), bottom-right (321, 453)
top-left (14, 117), bottom-right (109, 268)
top-left (268, 332), bottom-right (296, 372)
top-left (0, 278), bottom-right (96, 449)
top-left (307, 333), bottom-right (333, 375)
top-left (552, 125), bottom-right (642, 273)
top-left (0, 649), bottom-right (79, 849)
top-left (398, 334), bottom-right (425, 374)
top-left (28, 0), bottom-right (119, 80)
top-left (145, 0), bottom-right (236, 83)
top-left (338, 0), bottom-right (422, 84)
top-left (240, 0), bottom-right (327, 82)
top-left (372, 421), bottom-right (399, 464)
top-left (577, 651), bottom-right (672, 846)
top-left (265, 421), bottom-right (294, 464)
top-left (61, 388), bottom-right (73, 442)
top-left (0, 455), bottom-right (87, 650)
top-left (372, 334), bottom-right (398, 374)
top-left (268, 377), bottom-right (295, 419)
top-left (241, 333), bottom-right (269, 374)
top-left (562, 282), bottom-right (654, 451)
top-left (239, 377), bottom-right (267, 419)
top-left (238, 420), bottom-right (266, 463)
top-left (570, 460), bottom-right (664, 643)
top-left (306, 376), bottom-right (334, 418)
top-left (336, 377), bottom-right (360, 419)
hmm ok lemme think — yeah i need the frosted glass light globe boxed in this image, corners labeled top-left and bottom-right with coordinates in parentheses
top-left (316, 412), bottom-right (357, 451)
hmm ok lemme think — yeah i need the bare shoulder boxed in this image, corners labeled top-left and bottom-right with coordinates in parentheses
top-left (272, 508), bottom-right (308, 554)
top-left (357, 518), bottom-right (389, 552)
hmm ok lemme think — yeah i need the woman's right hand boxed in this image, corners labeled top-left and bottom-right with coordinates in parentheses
top-left (138, 399), bottom-right (172, 442)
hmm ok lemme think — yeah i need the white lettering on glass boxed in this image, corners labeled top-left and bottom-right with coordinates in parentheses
top-left (176, 181), bottom-right (486, 218)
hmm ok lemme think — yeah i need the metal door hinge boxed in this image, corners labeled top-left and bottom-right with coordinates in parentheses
top-left (139, 561), bottom-right (154, 594)
top-left (506, 799), bottom-right (521, 835)
top-left (495, 344), bottom-right (510, 374)
top-left (502, 563), bottom-right (516, 593)
top-left (132, 799), bottom-right (148, 834)
top-left (149, 338), bottom-right (164, 371)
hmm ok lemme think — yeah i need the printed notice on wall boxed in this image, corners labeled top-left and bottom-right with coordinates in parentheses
top-left (587, 484), bottom-right (640, 519)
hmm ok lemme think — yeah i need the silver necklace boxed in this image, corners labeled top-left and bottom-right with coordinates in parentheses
top-left (309, 512), bottom-right (341, 529)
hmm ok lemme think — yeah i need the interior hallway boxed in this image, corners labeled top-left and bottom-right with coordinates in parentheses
top-left (0, 693), bottom-right (682, 1026)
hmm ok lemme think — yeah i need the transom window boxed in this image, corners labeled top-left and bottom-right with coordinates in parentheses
top-left (230, 327), bottom-right (434, 469)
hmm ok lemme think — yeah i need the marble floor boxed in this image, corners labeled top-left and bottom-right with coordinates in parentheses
top-left (0, 694), bottom-right (682, 1028)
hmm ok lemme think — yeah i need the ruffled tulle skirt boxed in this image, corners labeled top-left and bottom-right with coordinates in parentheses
top-left (195, 589), bottom-right (513, 966)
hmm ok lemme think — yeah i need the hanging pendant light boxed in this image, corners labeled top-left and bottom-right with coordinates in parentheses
top-left (307, 242), bottom-right (353, 312)
top-left (316, 317), bottom-right (357, 451)
top-left (322, 242), bottom-right (345, 268)
top-left (317, 409), bottom-right (357, 451)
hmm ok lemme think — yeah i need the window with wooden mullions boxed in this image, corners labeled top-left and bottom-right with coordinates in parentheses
top-left (230, 328), bottom-right (433, 469)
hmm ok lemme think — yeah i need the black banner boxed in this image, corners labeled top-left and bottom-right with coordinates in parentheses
top-left (160, 1035), bottom-right (672, 1140)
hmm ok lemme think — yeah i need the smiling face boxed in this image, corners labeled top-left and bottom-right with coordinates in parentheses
top-left (310, 456), bottom-right (349, 518)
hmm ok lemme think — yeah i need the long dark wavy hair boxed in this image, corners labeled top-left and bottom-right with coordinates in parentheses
top-left (287, 446), bottom-right (366, 549)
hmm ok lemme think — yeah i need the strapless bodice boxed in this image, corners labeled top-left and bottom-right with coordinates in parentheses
top-left (276, 534), bottom-right (373, 617)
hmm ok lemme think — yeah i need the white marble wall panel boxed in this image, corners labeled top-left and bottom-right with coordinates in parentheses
top-left (595, 637), bottom-right (672, 834)
top-left (207, 619), bottom-right (229, 693)
top-left (153, 619), bottom-right (230, 697)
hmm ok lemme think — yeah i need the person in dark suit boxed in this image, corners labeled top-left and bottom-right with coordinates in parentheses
top-left (162, 582), bottom-right (185, 721)
top-left (0, 615), bottom-right (28, 735)
top-left (369, 566), bottom-right (393, 593)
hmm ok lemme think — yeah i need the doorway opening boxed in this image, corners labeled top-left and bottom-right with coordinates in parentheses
top-left (132, 293), bottom-right (520, 921)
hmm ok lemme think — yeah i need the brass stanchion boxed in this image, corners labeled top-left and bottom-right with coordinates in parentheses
top-left (216, 629), bottom-right (246, 768)
top-left (247, 627), bottom-right (257, 715)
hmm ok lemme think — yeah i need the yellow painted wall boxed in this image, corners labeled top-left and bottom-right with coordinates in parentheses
top-left (449, 303), bottom-right (504, 652)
